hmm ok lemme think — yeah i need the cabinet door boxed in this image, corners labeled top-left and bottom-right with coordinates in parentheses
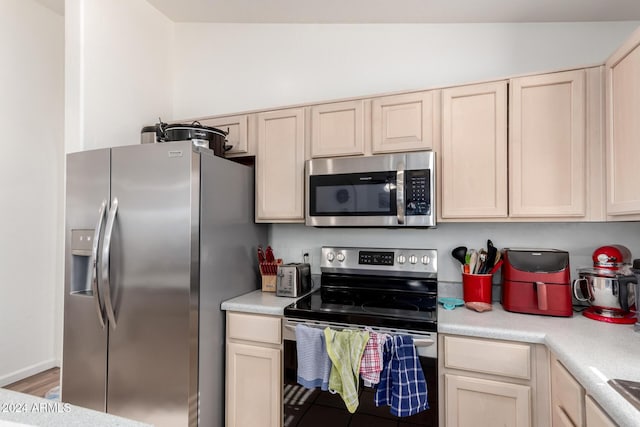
top-left (551, 357), bottom-right (585, 427)
top-left (606, 28), bottom-right (640, 216)
top-left (585, 395), bottom-right (616, 427)
top-left (553, 405), bottom-right (578, 427)
top-left (371, 91), bottom-right (439, 153)
top-left (226, 342), bottom-right (281, 427)
top-left (445, 374), bottom-right (531, 427)
top-left (509, 70), bottom-right (586, 217)
top-left (441, 81), bottom-right (508, 219)
top-left (255, 108), bottom-right (305, 222)
top-left (310, 100), bottom-right (364, 158)
top-left (199, 114), bottom-right (251, 156)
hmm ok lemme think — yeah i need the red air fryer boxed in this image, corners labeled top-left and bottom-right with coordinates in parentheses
top-left (502, 248), bottom-right (572, 317)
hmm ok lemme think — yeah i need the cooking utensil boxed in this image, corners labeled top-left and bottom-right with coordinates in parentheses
top-left (141, 125), bottom-right (159, 144)
top-left (452, 246), bottom-right (467, 265)
top-left (482, 240), bottom-right (497, 274)
top-left (489, 259), bottom-right (504, 275)
top-left (477, 249), bottom-right (487, 274)
top-left (573, 268), bottom-right (637, 312)
top-left (438, 297), bottom-right (465, 310)
top-left (493, 250), bottom-right (501, 266)
top-left (157, 119), bottom-right (231, 157)
top-left (468, 250), bottom-right (478, 274)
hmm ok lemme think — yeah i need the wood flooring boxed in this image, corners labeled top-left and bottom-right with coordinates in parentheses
top-left (3, 367), bottom-right (60, 398)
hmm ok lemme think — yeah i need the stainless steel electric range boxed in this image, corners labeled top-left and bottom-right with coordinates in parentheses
top-left (283, 246), bottom-right (439, 427)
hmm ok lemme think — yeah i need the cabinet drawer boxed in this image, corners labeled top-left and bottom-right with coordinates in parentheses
top-left (551, 358), bottom-right (584, 426)
top-left (444, 335), bottom-right (531, 379)
top-left (227, 312), bottom-right (281, 345)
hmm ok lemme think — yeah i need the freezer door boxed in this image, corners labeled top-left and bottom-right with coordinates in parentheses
top-left (62, 148), bottom-right (110, 411)
top-left (106, 141), bottom-right (198, 427)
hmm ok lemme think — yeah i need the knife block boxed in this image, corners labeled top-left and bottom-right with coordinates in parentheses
top-left (260, 260), bottom-right (282, 292)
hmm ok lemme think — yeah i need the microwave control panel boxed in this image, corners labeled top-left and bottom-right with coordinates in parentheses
top-left (405, 170), bottom-right (431, 216)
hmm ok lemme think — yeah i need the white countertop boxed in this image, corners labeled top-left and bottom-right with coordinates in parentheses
top-left (440, 304), bottom-right (640, 427)
top-left (222, 289), bottom-right (640, 426)
top-left (0, 388), bottom-right (150, 427)
top-left (221, 289), bottom-right (305, 315)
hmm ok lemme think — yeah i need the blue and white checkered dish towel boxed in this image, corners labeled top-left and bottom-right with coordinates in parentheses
top-left (374, 335), bottom-right (429, 417)
top-left (295, 324), bottom-right (332, 390)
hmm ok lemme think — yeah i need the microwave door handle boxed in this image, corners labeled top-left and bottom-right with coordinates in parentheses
top-left (90, 200), bottom-right (108, 328)
top-left (396, 163), bottom-right (405, 225)
top-left (101, 197), bottom-right (119, 329)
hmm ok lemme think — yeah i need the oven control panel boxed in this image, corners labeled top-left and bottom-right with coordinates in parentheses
top-left (358, 251), bottom-right (395, 266)
top-left (321, 247), bottom-right (437, 277)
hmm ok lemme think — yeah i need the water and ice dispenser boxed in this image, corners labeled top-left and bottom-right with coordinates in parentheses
top-left (70, 229), bottom-right (95, 296)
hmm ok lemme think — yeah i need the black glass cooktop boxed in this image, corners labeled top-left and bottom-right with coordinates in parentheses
top-left (284, 286), bottom-right (437, 332)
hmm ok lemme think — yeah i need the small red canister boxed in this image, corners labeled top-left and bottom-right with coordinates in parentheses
top-left (462, 273), bottom-right (493, 305)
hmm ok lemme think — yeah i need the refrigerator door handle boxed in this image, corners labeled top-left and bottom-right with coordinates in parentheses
top-left (90, 200), bottom-right (107, 328)
top-left (101, 197), bottom-right (119, 329)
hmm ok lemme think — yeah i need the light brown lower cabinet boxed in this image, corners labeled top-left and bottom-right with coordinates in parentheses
top-left (550, 354), bottom-right (617, 427)
top-left (445, 374), bottom-right (531, 426)
top-left (225, 312), bottom-right (282, 427)
top-left (585, 395), bottom-right (616, 427)
top-left (439, 334), bottom-right (551, 427)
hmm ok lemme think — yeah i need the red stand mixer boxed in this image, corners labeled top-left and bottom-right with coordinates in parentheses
top-left (573, 245), bottom-right (637, 324)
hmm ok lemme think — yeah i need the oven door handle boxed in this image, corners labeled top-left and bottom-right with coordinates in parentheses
top-left (285, 324), bottom-right (435, 348)
top-left (396, 162), bottom-right (405, 225)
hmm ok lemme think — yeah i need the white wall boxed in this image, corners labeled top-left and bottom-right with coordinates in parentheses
top-left (270, 222), bottom-right (640, 283)
top-left (0, 0), bottom-right (64, 385)
top-left (65, 0), bottom-right (174, 153)
top-left (172, 21), bottom-right (640, 287)
top-left (172, 22), bottom-right (640, 118)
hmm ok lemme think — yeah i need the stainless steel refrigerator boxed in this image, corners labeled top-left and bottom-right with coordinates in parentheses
top-left (62, 141), bottom-right (266, 426)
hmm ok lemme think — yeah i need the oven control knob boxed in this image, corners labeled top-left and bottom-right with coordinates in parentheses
top-left (409, 255), bottom-right (418, 264)
top-left (336, 253), bottom-right (345, 262)
top-left (397, 255), bottom-right (406, 264)
top-left (421, 255), bottom-right (430, 265)
top-left (326, 252), bottom-right (335, 262)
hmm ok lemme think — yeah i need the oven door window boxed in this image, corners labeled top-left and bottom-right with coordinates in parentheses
top-left (309, 171), bottom-right (397, 216)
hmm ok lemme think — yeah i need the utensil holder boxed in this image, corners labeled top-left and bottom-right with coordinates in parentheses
top-left (462, 273), bottom-right (493, 305)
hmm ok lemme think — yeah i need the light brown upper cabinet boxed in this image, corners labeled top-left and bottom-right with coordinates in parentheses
top-left (509, 70), bottom-right (587, 218)
top-left (371, 91), bottom-right (440, 154)
top-left (440, 81), bottom-right (509, 219)
top-left (439, 68), bottom-right (604, 222)
top-left (199, 114), bottom-right (253, 157)
top-left (310, 100), bottom-right (365, 158)
top-left (605, 26), bottom-right (640, 219)
top-left (309, 91), bottom-right (439, 158)
top-left (255, 108), bottom-right (305, 222)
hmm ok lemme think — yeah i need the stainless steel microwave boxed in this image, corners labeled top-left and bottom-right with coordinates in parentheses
top-left (305, 152), bottom-right (435, 227)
